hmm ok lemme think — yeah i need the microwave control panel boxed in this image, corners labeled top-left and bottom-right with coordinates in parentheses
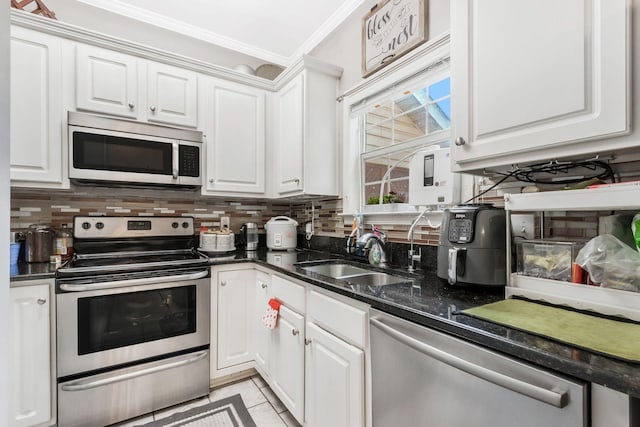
top-left (179, 145), bottom-right (200, 177)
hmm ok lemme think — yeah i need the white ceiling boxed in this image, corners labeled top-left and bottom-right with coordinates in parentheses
top-left (77, 0), bottom-right (365, 66)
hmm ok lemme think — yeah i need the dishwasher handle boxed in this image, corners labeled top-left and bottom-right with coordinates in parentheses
top-left (370, 317), bottom-right (568, 408)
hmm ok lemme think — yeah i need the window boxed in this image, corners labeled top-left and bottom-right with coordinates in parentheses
top-left (353, 68), bottom-right (451, 209)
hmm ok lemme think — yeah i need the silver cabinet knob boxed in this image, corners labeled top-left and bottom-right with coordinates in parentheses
top-left (150, 106), bottom-right (156, 112)
top-left (220, 281), bottom-right (226, 287)
top-left (37, 298), bottom-right (46, 305)
top-left (292, 329), bottom-right (299, 336)
top-left (128, 103), bottom-right (135, 109)
top-left (305, 338), bottom-right (312, 345)
top-left (209, 178), bottom-right (214, 183)
top-left (261, 283), bottom-right (268, 289)
top-left (454, 137), bottom-right (466, 146)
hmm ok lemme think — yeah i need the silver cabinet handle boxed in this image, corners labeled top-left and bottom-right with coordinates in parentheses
top-left (59, 270), bottom-right (208, 292)
top-left (128, 102), bottom-right (135, 109)
top-left (295, 179), bottom-right (300, 184)
top-left (150, 106), bottom-right (156, 112)
top-left (292, 329), bottom-right (299, 336)
top-left (60, 350), bottom-right (208, 391)
top-left (37, 298), bottom-right (46, 305)
top-left (220, 281), bottom-right (227, 287)
top-left (209, 178), bottom-right (214, 183)
top-left (305, 339), bottom-right (312, 345)
top-left (454, 137), bottom-right (466, 146)
top-left (370, 317), bottom-right (568, 408)
top-left (261, 283), bottom-right (268, 289)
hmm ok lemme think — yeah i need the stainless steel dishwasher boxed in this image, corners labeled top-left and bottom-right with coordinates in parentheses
top-left (370, 309), bottom-right (587, 427)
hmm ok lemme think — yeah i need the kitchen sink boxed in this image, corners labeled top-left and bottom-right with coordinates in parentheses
top-left (301, 263), bottom-right (372, 278)
top-left (299, 262), bottom-right (411, 287)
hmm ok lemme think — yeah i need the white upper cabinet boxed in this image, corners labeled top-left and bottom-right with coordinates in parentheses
top-left (273, 57), bottom-right (343, 197)
top-left (202, 77), bottom-right (266, 195)
top-left (76, 44), bottom-right (138, 119)
top-left (146, 61), bottom-right (198, 128)
top-left (451, 0), bottom-right (630, 173)
top-left (10, 26), bottom-right (66, 188)
top-left (275, 74), bottom-right (304, 195)
top-left (76, 44), bottom-right (198, 128)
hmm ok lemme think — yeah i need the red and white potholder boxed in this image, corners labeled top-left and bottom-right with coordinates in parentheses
top-left (262, 298), bottom-right (282, 329)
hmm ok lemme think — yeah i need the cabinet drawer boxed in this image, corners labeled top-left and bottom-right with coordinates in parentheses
top-left (271, 275), bottom-right (305, 314)
top-left (308, 290), bottom-right (367, 348)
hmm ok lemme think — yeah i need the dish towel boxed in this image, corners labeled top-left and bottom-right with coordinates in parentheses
top-left (262, 298), bottom-right (282, 329)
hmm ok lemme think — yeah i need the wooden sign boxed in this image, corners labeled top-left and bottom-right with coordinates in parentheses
top-left (11, 0), bottom-right (57, 19)
top-left (362, 0), bottom-right (427, 77)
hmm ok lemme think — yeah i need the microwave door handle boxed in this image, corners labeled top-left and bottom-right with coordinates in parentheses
top-left (59, 270), bottom-right (209, 292)
top-left (172, 142), bottom-right (179, 180)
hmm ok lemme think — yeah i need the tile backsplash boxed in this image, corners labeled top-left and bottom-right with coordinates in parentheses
top-left (10, 188), bottom-right (348, 239)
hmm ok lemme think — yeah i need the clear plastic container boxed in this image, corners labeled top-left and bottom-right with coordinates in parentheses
top-left (54, 224), bottom-right (74, 261)
top-left (517, 239), bottom-right (585, 282)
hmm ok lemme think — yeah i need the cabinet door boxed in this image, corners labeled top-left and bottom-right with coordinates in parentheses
top-left (305, 322), bottom-right (364, 427)
top-left (76, 44), bottom-right (138, 118)
top-left (217, 270), bottom-right (255, 369)
top-left (10, 27), bottom-right (64, 187)
top-left (147, 61), bottom-right (198, 128)
top-left (9, 285), bottom-right (51, 427)
top-left (254, 271), bottom-right (271, 376)
top-left (204, 80), bottom-right (265, 194)
top-left (451, 0), bottom-right (629, 171)
top-left (271, 306), bottom-right (305, 424)
top-left (276, 74), bottom-right (304, 195)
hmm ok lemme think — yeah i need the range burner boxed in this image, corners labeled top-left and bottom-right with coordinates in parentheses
top-left (56, 216), bottom-right (210, 278)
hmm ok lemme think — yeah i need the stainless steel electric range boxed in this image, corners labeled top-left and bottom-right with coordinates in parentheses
top-left (55, 216), bottom-right (210, 427)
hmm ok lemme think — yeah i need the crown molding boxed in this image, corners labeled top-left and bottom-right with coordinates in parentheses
top-left (10, 9), bottom-right (276, 90)
top-left (10, 9), bottom-right (345, 92)
top-left (290, 0), bottom-right (366, 60)
top-left (76, 0), bottom-right (292, 66)
top-left (75, 0), bottom-right (364, 67)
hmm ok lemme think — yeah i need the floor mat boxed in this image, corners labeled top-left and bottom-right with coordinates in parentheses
top-left (463, 299), bottom-right (640, 363)
top-left (137, 394), bottom-right (257, 427)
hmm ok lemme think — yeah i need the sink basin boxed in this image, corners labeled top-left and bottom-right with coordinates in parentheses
top-left (340, 272), bottom-right (410, 287)
top-left (300, 262), bottom-right (411, 287)
top-left (301, 263), bottom-right (371, 278)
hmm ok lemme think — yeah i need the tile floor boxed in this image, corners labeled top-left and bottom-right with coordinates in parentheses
top-left (112, 375), bottom-right (301, 427)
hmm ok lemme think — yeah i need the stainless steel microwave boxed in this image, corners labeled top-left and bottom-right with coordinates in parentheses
top-left (68, 112), bottom-right (202, 188)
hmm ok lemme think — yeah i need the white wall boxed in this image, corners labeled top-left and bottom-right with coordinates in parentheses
top-left (1, 1), bottom-right (9, 424)
top-left (310, 0), bottom-right (451, 92)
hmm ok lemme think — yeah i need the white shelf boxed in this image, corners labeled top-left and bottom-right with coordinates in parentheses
top-left (504, 183), bottom-right (640, 212)
top-left (507, 274), bottom-right (640, 322)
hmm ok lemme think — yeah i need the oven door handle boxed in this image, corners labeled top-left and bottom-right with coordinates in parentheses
top-left (60, 350), bottom-right (209, 392)
top-left (58, 270), bottom-right (209, 292)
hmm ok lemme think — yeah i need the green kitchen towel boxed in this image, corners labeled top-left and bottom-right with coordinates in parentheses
top-left (463, 299), bottom-right (640, 363)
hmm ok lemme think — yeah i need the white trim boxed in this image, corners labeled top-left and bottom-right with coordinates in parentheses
top-left (290, 0), bottom-right (367, 61)
top-left (76, 0), bottom-right (365, 67)
top-left (10, 10), bottom-right (342, 93)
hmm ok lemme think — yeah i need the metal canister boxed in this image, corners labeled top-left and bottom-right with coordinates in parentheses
top-left (24, 224), bottom-right (55, 263)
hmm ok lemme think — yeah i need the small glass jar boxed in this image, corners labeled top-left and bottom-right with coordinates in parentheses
top-left (54, 224), bottom-right (74, 261)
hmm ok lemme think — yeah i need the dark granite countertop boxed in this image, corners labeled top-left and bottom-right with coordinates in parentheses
top-left (11, 247), bottom-right (639, 398)
top-left (207, 247), bottom-right (640, 399)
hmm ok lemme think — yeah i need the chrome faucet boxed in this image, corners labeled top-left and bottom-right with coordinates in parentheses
top-left (407, 208), bottom-right (431, 272)
top-left (356, 226), bottom-right (387, 267)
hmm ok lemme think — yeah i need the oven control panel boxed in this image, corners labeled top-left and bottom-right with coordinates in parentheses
top-left (73, 216), bottom-right (195, 239)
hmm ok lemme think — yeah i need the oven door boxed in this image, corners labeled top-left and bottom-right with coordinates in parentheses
top-left (56, 270), bottom-right (210, 377)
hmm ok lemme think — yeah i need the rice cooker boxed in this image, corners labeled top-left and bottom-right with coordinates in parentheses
top-left (265, 216), bottom-right (298, 250)
top-left (437, 204), bottom-right (506, 286)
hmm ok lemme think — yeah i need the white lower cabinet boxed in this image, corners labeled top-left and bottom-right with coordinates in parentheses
top-left (305, 322), bottom-right (365, 427)
top-left (213, 268), bottom-right (255, 375)
top-left (9, 281), bottom-right (54, 427)
top-left (270, 306), bottom-right (305, 422)
top-left (254, 271), bottom-right (271, 377)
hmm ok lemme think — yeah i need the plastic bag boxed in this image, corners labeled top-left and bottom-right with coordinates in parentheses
top-left (575, 234), bottom-right (640, 292)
